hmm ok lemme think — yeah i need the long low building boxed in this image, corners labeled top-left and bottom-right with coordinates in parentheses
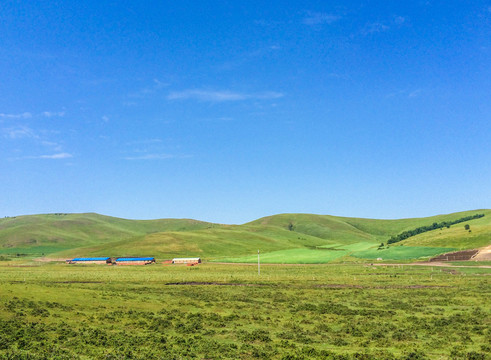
top-left (172, 257), bottom-right (201, 264)
top-left (67, 257), bottom-right (111, 264)
top-left (114, 257), bottom-right (155, 265)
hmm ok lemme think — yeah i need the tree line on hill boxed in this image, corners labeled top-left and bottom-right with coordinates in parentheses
top-left (387, 214), bottom-right (485, 245)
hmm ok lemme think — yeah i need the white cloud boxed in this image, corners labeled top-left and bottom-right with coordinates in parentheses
top-left (153, 78), bottom-right (169, 88)
top-left (408, 89), bottom-right (422, 98)
top-left (393, 16), bottom-right (406, 25)
top-left (128, 78), bottom-right (170, 99)
top-left (38, 153), bottom-right (73, 159)
top-left (124, 153), bottom-right (176, 160)
top-left (42, 111), bottom-right (65, 118)
top-left (41, 141), bottom-right (64, 152)
top-left (126, 139), bottom-right (163, 146)
top-left (385, 88), bottom-right (424, 99)
top-left (3, 126), bottom-right (38, 139)
top-left (0, 112), bottom-right (32, 119)
top-left (362, 22), bottom-right (390, 34)
top-left (102, 115), bottom-right (109, 122)
top-left (303, 11), bottom-right (341, 26)
top-left (167, 89), bottom-right (284, 102)
top-left (13, 152), bottom-right (73, 160)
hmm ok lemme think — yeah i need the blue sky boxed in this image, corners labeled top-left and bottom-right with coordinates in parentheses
top-left (1, 1), bottom-right (490, 224)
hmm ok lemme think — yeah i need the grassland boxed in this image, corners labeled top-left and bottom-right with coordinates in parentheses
top-left (1, 209), bottom-right (490, 263)
top-left (0, 261), bottom-right (489, 359)
top-left (351, 246), bottom-right (458, 261)
top-left (0, 213), bottom-right (212, 256)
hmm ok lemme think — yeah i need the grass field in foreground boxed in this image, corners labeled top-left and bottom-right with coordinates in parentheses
top-left (0, 261), bottom-right (489, 359)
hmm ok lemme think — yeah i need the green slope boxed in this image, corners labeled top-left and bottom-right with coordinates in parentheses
top-left (1, 210), bottom-right (490, 262)
top-left (0, 213), bottom-right (214, 255)
top-left (247, 213), bottom-right (380, 243)
top-left (397, 209), bottom-right (491, 249)
top-left (53, 224), bottom-right (343, 259)
top-left (250, 210), bottom-right (491, 242)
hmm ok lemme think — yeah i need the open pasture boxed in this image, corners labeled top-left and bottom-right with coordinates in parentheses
top-left (351, 246), bottom-right (458, 261)
top-left (2, 210), bottom-right (489, 264)
top-left (0, 262), bottom-right (489, 359)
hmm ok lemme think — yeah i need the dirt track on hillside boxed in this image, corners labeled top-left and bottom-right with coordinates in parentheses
top-left (472, 245), bottom-right (491, 261)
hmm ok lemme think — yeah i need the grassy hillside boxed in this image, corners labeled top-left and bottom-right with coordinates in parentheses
top-left (250, 210), bottom-right (491, 242)
top-left (397, 209), bottom-right (491, 249)
top-left (0, 213), bottom-right (214, 255)
top-left (53, 224), bottom-right (342, 259)
top-left (1, 210), bottom-right (490, 262)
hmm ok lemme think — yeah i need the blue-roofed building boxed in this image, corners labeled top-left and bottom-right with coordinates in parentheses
top-left (114, 257), bottom-right (155, 265)
top-left (67, 257), bottom-right (111, 264)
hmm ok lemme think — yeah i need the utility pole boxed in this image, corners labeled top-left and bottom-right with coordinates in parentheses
top-left (258, 250), bottom-right (260, 276)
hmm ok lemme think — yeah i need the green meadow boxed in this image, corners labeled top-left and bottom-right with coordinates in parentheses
top-left (1, 209), bottom-right (490, 358)
top-left (1, 209), bottom-right (490, 263)
top-left (351, 246), bottom-right (458, 261)
top-left (0, 262), bottom-right (489, 359)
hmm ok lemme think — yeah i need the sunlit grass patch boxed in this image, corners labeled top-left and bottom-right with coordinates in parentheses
top-left (351, 246), bottom-right (456, 260)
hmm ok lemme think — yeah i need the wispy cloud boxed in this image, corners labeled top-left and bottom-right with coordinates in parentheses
top-left (167, 89), bottom-right (284, 102)
top-left (1, 111), bottom-right (66, 119)
top-left (41, 140), bottom-right (64, 152)
top-left (3, 126), bottom-right (39, 139)
top-left (126, 139), bottom-right (163, 146)
top-left (386, 88), bottom-right (424, 99)
top-left (42, 111), bottom-right (65, 118)
top-left (124, 153), bottom-right (187, 160)
top-left (12, 152), bottom-right (74, 161)
top-left (128, 78), bottom-right (170, 99)
top-left (362, 22), bottom-right (390, 35)
top-left (360, 16), bottom-right (407, 36)
top-left (302, 11), bottom-right (341, 26)
top-left (393, 16), bottom-right (406, 25)
top-left (38, 153), bottom-right (73, 159)
top-left (215, 45), bottom-right (282, 72)
top-left (408, 89), bottom-right (423, 98)
top-left (0, 112), bottom-right (32, 119)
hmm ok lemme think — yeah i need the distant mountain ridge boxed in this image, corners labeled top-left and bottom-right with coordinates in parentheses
top-left (0, 210), bottom-right (489, 262)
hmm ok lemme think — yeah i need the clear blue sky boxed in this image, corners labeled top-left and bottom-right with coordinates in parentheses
top-left (1, 1), bottom-right (490, 224)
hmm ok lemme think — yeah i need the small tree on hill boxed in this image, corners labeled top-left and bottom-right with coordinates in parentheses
top-left (464, 224), bottom-right (470, 231)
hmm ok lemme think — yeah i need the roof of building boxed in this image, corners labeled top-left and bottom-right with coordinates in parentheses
top-left (115, 257), bottom-right (155, 261)
top-left (172, 257), bottom-right (201, 260)
top-left (71, 257), bottom-right (110, 261)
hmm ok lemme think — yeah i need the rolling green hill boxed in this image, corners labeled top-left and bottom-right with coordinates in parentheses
top-left (0, 213), bottom-right (214, 255)
top-left (1, 210), bottom-right (490, 262)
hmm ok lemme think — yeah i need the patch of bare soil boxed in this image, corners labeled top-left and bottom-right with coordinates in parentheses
top-left (430, 249), bottom-right (479, 262)
top-left (1, 265), bottom-right (41, 268)
top-left (314, 284), bottom-right (364, 289)
top-left (373, 262), bottom-right (491, 269)
top-left (53, 281), bottom-right (104, 284)
top-left (165, 281), bottom-right (265, 286)
top-left (473, 245), bottom-right (491, 261)
top-left (9, 280), bottom-right (104, 284)
top-left (441, 268), bottom-right (459, 275)
top-left (34, 257), bottom-right (67, 262)
top-left (314, 284), bottom-right (452, 289)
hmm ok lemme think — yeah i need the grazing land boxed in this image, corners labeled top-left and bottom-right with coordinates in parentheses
top-left (1, 209), bottom-right (490, 263)
top-left (1, 210), bottom-right (489, 358)
top-left (0, 262), bottom-right (489, 359)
